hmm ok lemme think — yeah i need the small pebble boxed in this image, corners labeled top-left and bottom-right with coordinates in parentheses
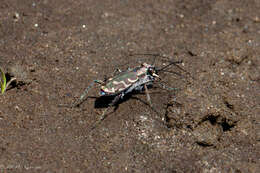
top-left (179, 14), bottom-right (184, 18)
top-left (13, 12), bottom-right (20, 21)
top-left (253, 16), bottom-right (259, 22)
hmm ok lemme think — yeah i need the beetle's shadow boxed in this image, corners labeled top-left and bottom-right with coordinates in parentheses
top-left (94, 96), bottom-right (113, 108)
top-left (94, 94), bottom-right (133, 108)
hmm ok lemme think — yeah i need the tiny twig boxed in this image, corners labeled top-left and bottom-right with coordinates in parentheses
top-left (4, 77), bottom-right (16, 93)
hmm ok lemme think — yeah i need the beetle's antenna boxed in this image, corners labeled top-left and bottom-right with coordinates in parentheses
top-left (154, 78), bottom-right (180, 91)
top-left (159, 70), bottom-right (184, 78)
top-left (129, 53), bottom-right (159, 66)
top-left (154, 54), bottom-right (195, 79)
top-left (156, 60), bottom-right (183, 72)
top-left (129, 53), bottom-right (185, 72)
top-left (152, 55), bottom-right (156, 66)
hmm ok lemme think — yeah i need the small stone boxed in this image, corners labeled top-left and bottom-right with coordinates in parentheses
top-left (253, 16), bottom-right (259, 22)
top-left (13, 12), bottom-right (20, 22)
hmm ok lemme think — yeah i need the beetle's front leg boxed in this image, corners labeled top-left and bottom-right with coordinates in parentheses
top-left (144, 84), bottom-right (162, 116)
top-left (144, 84), bottom-right (152, 107)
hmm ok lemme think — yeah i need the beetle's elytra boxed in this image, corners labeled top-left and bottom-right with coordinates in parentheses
top-left (100, 63), bottom-right (158, 96)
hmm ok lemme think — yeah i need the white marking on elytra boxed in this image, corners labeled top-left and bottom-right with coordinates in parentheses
top-left (128, 78), bottom-right (138, 83)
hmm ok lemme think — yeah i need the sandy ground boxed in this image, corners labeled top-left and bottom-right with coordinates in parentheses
top-left (0, 0), bottom-right (259, 172)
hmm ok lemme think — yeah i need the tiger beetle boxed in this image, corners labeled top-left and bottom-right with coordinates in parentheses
top-left (66, 53), bottom-right (188, 129)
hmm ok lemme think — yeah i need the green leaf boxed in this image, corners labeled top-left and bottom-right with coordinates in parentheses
top-left (0, 68), bottom-right (6, 94)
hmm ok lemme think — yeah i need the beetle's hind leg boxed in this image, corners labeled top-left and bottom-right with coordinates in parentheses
top-left (91, 94), bottom-right (121, 131)
top-left (70, 80), bottom-right (104, 108)
top-left (100, 94), bottom-right (121, 120)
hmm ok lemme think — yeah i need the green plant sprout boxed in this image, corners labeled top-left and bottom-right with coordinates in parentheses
top-left (0, 68), bottom-right (16, 94)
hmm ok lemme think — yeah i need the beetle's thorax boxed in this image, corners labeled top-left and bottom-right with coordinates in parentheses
top-left (136, 63), bottom-right (152, 76)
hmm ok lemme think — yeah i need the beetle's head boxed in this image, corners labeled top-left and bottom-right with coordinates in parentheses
top-left (149, 67), bottom-right (159, 78)
top-left (142, 63), bottom-right (159, 78)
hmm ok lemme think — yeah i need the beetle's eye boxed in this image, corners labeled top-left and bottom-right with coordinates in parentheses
top-left (148, 67), bottom-right (154, 74)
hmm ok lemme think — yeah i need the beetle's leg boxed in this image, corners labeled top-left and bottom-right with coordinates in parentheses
top-left (100, 94), bottom-right (121, 119)
top-left (144, 84), bottom-right (162, 116)
top-left (144, 84), bottom-right (152, 107)
top-left (158, 82), bottom-right (179, 91)
top-left (114, 68), bottom-right (122, 74)
top-left (94, 80), bottom-right (105, 85)
top-left (113, 68), bottom-right (122, 75)
top-left (103, 69), bottom-right (121, 82)
top-left (70, 80), bottom-right (103, 107)
top-left (90, 94), bottom-right (121, 131)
